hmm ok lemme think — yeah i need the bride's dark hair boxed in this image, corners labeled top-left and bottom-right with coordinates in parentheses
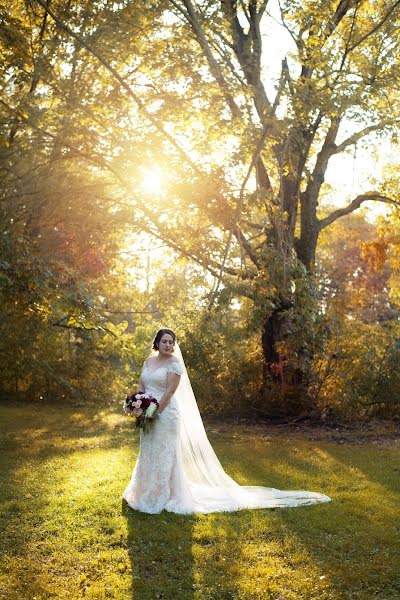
top-left (152, 328), bottom-right (177, 350)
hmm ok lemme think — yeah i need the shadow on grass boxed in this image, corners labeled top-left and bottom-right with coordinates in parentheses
top-left (122, 501), bottom-right (195, 599)
top-left (0, 401), bottom-right (135, 461)
top-left (191, 510), bottom-right (263, 600)
top-left (0, 402), bottom-right (138, 597)
top-left (213, 435), bottom-right (399, 598)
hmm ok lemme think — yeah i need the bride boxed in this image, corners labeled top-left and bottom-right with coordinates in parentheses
top-left (122, 328), bottom-right (331, 514)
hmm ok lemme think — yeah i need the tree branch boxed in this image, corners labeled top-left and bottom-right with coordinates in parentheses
top-left (222, 0), bottom-right (271, 118)
top-left (272, 59), bottom-right (288, 114)
top-left (8, 101), bottom-right (258, 279)
top-left (207, 229), bottom-right (234, 309)
top-left (52, 319), bottom-right (117, 337)
top-left (337, 0), bottom-right (360, 73)
top-left (207, 32), bottom-right (247, 87)
top-left (241, 120), bottom-right (274, 201)
top-left (103, 309), bottom-right (160, 315)
top-left (325, 0), bottom-right (357, 39)
top-left (276, 0), bottom-right (303, 52)
top-left (232, 227), bottom-right (261, 269)
top-left (299, 0), bottom-right (357, 80)
top-left (333, 119), bottom-right (400, 154)
top-left (179, 0), bottom-right (242, 119)
top-left (347, 0), bottom-right (400, 53)
top-left (259, 0), bottom-right (271, 19)
top-left (318, 192), bottom-right (400, 230)
top-left (305, 117), bottom-right (341, 202)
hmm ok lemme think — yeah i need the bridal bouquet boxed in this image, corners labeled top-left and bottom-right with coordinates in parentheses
top-left (123, 392), bottom-right (159, 433)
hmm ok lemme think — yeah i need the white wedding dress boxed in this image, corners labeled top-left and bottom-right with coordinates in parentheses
top-left (122, 354), bottom-right (331, 514)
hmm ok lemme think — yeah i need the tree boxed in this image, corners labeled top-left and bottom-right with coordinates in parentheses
top-left (317, 209), bottom-right (398, 323)
top-left (2, 0), bottom-right (400, 411)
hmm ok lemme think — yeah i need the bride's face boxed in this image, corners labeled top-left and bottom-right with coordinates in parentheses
top-left (158, 334), bottom-right (175, 356)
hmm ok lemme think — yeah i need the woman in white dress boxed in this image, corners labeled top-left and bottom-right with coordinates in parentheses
top-left (122, 329), bottom-right (331, 514)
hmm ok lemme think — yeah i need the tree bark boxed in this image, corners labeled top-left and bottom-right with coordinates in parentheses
top-left (261, 299), bottom-right (314, 414)
top-left (295, 194), bottom-right (320, 269)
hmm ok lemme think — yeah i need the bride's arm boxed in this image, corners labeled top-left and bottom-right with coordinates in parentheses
top-left (158, 373), bottom-right (181, 413)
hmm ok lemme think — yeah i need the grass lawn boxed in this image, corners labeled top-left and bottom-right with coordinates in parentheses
top-left (0, 402), bottom-right (399, 600)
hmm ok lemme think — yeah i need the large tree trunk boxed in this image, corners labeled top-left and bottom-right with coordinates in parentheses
top-left (261, 299), bottom-right (314, 416)
top-left (258, 128), bottom-right (318, 414)
top-left (261, 187), bottom-right (320, 415)
top-left (295, 193), bottom-right (320, 269)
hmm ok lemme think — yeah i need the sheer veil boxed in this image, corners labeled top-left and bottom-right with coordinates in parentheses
top-left (173, 342), bottom-right (331, 510)
top-left (174, 341), bottom-right (239, 489)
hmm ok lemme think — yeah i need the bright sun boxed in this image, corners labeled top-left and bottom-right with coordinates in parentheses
top-left (140, 168), bottom-right (164, 195)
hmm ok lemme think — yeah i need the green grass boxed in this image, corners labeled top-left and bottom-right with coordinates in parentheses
top-left (0, 403), bottom-right (399, 600)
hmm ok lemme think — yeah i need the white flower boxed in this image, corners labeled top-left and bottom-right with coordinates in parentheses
top-left (145, 403), bottom-right (158, 418)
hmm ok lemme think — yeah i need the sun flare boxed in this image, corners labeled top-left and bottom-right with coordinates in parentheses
top-left (140, 168), bottom-right (164, 195)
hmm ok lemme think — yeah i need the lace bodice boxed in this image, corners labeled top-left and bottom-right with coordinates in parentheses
top-left (141, 359), bottom-right (184, 401)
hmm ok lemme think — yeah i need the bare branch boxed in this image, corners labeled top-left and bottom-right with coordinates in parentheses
top-left (208, 23), bottom-right (235, 51)
top-left (240, 120), bottom-right (274, 200)
top-left (168, 0), bottom-right (190, 20)
top-left (283, 57), bottom-right (296, 99)
top-left (333, 119), bottom-right (400, 154)
top-left (242, 220), bottom-right (264, 230)
top-left (239, 0), bottom-right (251, 23)
top-left (272, 58), bottom-right (289, 112)
top-left (207, 32), bottom-right (247, 87)
top-left (318, 192), bottom-right (400, 230)
top-left (233, 227), bottom-right (262, 268)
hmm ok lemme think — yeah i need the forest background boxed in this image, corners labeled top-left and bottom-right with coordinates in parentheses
top-left (1, 0), bottom-right (400, 422)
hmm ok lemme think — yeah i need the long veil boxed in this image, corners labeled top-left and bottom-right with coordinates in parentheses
top-left (173, 342), bottom-right (331, 511)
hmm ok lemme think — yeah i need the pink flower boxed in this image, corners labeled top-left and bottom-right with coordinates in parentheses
top-left (133, 400), bottom-right (142, 408)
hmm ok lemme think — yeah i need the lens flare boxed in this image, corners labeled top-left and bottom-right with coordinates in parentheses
top-left (141, 169), bottom-right (163, 195)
